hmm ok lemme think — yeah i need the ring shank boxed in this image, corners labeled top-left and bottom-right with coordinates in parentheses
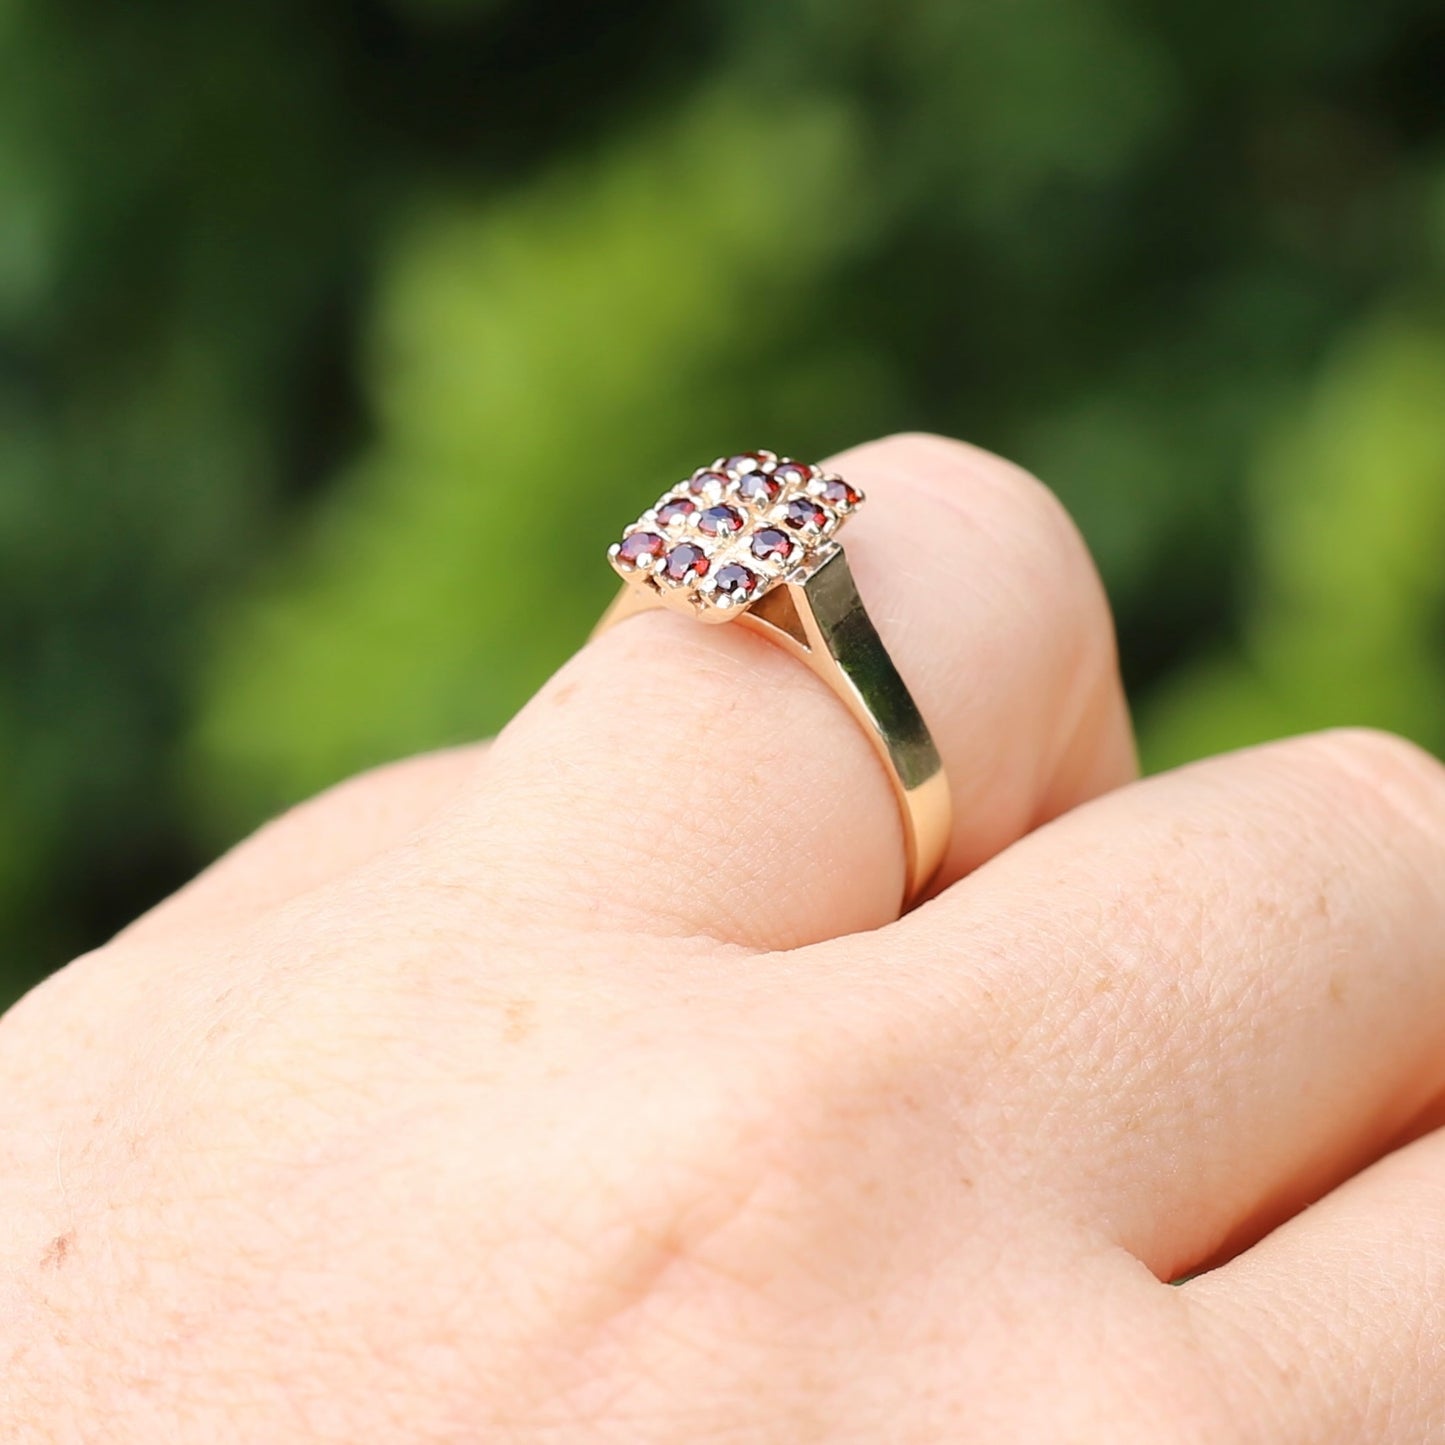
top-left (594, 547), bottom-right (951, 908)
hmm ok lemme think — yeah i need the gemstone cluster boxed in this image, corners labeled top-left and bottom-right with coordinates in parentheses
top-left (608, 451), bottom-right (864, 619)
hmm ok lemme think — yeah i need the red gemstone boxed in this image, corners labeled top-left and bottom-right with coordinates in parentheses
top-left (697, 504), bottom-right (743, 537)
top-left (737, 471), bottom-right (781, 504)
top-left (724, 451), bottom-right (774, 475)
top-left (663, 542), bottom-right (709, 583)
top-left (783, 497), bottom-right (828, 532)
top-left (656, 497), bottom-right (697, 525)
top-left (713, 562), bottom-right (758, 599)
top-left (687, 469), bottom-right (730, 496)
top-left (751, 527), bottom-right (795, 563)
top-left (772, 460), bottom-right (814, 489)
top-left (820, 476), bottom-right (861, 509)
top-left (616, 530), bottom-right (666, 567)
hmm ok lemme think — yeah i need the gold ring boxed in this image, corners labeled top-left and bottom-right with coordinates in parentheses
top-left (594, 450), bottom-right (951, 908)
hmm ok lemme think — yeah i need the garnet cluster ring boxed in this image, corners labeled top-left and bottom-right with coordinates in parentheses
top-left (595, 450), bottom-right (951, 907)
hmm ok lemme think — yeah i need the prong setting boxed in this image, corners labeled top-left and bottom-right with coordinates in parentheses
top-left (607, 452), bottom-right (865, 621)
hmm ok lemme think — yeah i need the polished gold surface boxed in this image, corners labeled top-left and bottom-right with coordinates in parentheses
top-left (596, 453), bottom-right (951, 909)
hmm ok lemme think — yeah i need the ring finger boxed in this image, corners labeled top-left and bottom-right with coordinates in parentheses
top-left (429, 432), bottom-right (1136, 951)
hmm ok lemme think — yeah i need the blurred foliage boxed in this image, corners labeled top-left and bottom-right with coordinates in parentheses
top-left (191, 92), bottom-right (877, 827)
top-left (1145, 314), bottom-right (1445, 765)
top-left (3, 0), bottom-right (1444, 1002)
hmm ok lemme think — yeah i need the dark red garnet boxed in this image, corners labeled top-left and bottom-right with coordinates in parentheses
top-left (725, 451), bottom-right (772, 475)
top-left (697, 504), bottom-right (743, 537)
top-left (713, 563), bottom-right (757, 598)
top-left (656, 497), bottom-right (697, 525)
top-left (821, 477), bottom-right (861, 509)
top-left (737, 471), bottom-right (781, 505)
top-left (783, 498), bottom-right (828, 532)
top-left (663, 542), bottom-right (709, 583)
top-left (617, 531), bottom-right (666, 567)
top-left (687, 469), bottom-right (730, 495)
top-left (751, 527), bottom-right (795, 563)
top-left (772, 461), bottom-right (813, 489)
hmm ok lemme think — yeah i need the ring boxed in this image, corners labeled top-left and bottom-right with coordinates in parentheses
top-left (594, 449), bottom-right (952, 908)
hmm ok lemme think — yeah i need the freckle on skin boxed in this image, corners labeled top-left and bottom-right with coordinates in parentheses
top-left (1329, 972), bottom-right (1348, 1004)
top-left (40, 1231), bottom-right (74, 1270)
top-left (503, 998), bottom-right (537, 1043)
top-left (550, 681), bottom-right (579, 707)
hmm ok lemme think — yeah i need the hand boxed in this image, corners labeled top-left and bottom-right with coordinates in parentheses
top-left (4, 433), bottom-right (1443, 1442)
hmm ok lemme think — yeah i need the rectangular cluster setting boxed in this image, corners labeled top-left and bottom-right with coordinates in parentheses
top-left (608, 451), bottom-right (864, 621)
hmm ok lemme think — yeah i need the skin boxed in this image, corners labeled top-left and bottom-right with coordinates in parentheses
top-left (2, 431), bottom-right (1443, 1441)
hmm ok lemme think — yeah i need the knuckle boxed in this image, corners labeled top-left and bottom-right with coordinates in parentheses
top-left (1313, 723), bottom-right (1445, 787)
top-left (1285, 726), bottom-right (1445, 839)
top-left (594, 1019), bottom-right (936, 1281)
top-left (875, 430), bottom-right (1104, 600)
top-left (532, 1059), bottom-right (824, 1364)
top-left (613, 1037), bottom-right (849, 1214)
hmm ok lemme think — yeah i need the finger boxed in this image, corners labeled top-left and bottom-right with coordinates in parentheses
top-left (1183, 1125), bottom-right (1445, 1441)
top-left (121, 744), bottom-right (490, 943)
top-left (883, 727), bottom-right (1445, 1281)
top-left (439, 434), bottom-right (1135, 950)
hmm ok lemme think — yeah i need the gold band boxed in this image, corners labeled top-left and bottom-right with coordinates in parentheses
top-left (595, 543), bottom-right (951, 909)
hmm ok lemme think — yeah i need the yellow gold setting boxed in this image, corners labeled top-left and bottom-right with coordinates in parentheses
top-left (607, 450), bottom-right (863, 622)
top-left (597, 449), bottom-right (951, 909)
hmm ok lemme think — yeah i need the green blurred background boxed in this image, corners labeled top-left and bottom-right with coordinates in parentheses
top-left (4, 0), bottom-right (1444, 1005)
